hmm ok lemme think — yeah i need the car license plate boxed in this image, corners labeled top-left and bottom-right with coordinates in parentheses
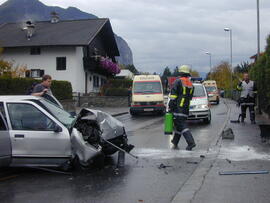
top-left (144, 108), bottom-right (154, 112)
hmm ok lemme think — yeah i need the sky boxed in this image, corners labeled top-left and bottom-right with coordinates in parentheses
top-left (2, 0), bottom-right (270, 74)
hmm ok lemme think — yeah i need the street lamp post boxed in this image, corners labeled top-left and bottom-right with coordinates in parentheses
top-left (205, 52), bottom-right (212, 78)
top-left (257, 0), bottom-right (260, 59)
top-left (224, 28), bottom-right (233, 98)
top-left (257, 0), bottom-right (262, 114)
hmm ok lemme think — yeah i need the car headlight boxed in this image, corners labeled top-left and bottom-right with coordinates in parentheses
top-left (197, 104), bottom-right (208, 109)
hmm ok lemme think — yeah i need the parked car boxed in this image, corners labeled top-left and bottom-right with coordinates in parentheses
top-left (189, 83), bottom-right (211, 124)
top-left (0, 96), bottom-right (133, 169)
top-left (166, 83), bottom-right (211, 124)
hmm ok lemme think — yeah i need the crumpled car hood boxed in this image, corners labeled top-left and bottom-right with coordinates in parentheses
top-left (73, 108), bottom-right (125, 140)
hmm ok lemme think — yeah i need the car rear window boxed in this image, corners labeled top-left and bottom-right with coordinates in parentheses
top-left (193, 85), bottom-right (206, 97)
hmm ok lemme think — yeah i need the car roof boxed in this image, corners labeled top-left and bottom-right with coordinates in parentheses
top-left (0, 95), bottom-right (41, 102)
top-left (193, 83), bottom-right (204, 86)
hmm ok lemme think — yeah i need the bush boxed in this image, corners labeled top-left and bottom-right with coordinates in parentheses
top-left (0, 77), bottom-right (72, 100)
top-left (51, 80), bottom-right (73, 100)
top-left (108, 79), bottom-right (132, 88)
top-left (249, 34), bottom-right (270, 115)
top-left (104, 88), bottom-right (129, 96)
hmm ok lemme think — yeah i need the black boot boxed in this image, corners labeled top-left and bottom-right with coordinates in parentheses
top-left (183, 130), bottom-right (196, 151)
top-left (171, 133), bottom-right (181, 150)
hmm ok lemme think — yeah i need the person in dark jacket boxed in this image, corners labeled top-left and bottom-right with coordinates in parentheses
top-left (236, 73), bottom-right (257, 124)
top-left (32, 75), bottom-right (53, 96)
top-left (168, 65), bottom-right (196, 151)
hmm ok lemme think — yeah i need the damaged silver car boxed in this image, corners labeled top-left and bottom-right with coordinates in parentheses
top-left (0, 96), bottom-right (134, 169)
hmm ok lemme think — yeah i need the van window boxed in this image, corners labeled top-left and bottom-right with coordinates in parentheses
top-left (134, 82), bottom-right (162, 94)
top-left (193, 86), bottom-right (206, 97)
top-left (205, 86), bottom-right (217, 93)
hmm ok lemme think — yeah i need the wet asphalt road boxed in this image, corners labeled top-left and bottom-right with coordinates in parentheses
top-left (0, 101), bottom-right (228, 203)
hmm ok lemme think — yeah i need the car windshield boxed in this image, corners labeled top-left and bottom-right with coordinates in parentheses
top-left (40, 99), bottom-right (75, 129)
top-left (205, 86), bottom-right (217, 93)
top-left (133, 82), bottom-right (162, 94)
top-left (193, 85), bottom-right (206, 97)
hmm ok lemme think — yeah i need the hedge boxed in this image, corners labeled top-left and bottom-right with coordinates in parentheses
top-left (250, 34), bottom-right (270, 115)
top-left (108, 79), bottom-right (132, 88)
top-left (0, 77), bottom-right (73, 100)
top-left (104, 88), bottom-right (129, 96)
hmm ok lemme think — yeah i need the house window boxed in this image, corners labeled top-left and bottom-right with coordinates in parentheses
top-left (30, 47), bottom-right (41, 55)
top-left (30, 69), bottom-right (44, 78)
top-left (56, 57), bottom-right (66, 70)
top-left (93, 76), bottom-right (100, 88)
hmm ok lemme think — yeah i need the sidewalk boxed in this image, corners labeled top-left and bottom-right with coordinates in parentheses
top-left (192, 100), bottom-right (270, 203)
top-left (75, 106), bottom-right (129, 117)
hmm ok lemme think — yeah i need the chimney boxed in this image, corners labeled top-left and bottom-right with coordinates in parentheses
top-left (50, 11), bottom-right (60, 23)
top-left (25, 21), bottom-right (35, 40)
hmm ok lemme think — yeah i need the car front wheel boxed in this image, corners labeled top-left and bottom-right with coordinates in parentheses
top-left (203, 112), bottom-right (211, 124)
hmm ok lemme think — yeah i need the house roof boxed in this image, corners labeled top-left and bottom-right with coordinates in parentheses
top-left (0, 18), bottom-right (119, 56)
top-left (250, 52), bottom-right (264, 59)
top-left (116, 69), bottom-right (134, 78)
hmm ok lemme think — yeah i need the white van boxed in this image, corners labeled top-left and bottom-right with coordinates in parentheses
top-left (130, 75), bottom-right (165, 115)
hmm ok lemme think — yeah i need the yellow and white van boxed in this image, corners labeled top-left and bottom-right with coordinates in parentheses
top-left (203, 80), bottom-right (220, 104)
top-left (130, 75), bottom-right (165, 115)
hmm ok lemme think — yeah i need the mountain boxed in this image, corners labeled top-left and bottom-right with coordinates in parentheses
top-left (0, 0), bottom-right (133, 65)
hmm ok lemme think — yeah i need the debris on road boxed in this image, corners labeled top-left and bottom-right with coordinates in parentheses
top-left (200, 155), bottom-right (206, 158)
top-left (226, 158), bottom-right (232, 164)
top-left (158, 163), bottom-right (172, 169)
top-left (222, 128), bottom-right (235, 140)
top-left (219, 170), bottom-right (269, 175)
top-left (186, 161), bottom-right (199, 164)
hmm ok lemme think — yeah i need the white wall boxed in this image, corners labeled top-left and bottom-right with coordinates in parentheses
top-left (1, 46), bottom-right (86, 93)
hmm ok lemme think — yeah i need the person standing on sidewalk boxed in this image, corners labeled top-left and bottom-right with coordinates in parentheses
top-left (237, 73), bottom-right (257, 124)
top-left (168, 65), bottom-right (196, 151)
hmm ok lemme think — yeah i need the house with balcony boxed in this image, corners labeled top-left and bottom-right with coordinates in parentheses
top-left (0, 15), bottom-right (120, 94)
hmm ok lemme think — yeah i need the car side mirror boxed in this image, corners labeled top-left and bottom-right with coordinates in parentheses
top-left (54, 125), bottom-right (62, 133)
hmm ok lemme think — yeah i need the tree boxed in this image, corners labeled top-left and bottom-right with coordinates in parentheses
top-left (234, 61), bottom-right (251, 73)
top-left (207, 61), bottom-right (239, 91)
top-left (250, 34), bottom-right (270, 114)
top-left (173, 66), bottom-right (179, 77)
top-left (0, 58), bottom-right (27, 78)
top-left (161, 66), bottom-right (171, 79)
top-left (190, 69), bottom-right (200, 77)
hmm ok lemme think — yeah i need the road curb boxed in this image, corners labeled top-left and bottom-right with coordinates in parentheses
top-left (171, 100), bottom-right (231, 203)
top-left (112, 112), bottom-right (129, 117)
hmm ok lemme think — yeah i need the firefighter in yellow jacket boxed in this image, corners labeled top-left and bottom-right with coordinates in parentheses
top-left (168, 65), bottom-right (196, 150)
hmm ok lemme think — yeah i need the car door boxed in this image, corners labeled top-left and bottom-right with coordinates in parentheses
top-left (0, 103), bottom-right (12, 167)
top-left (6, 101), bottom-right (71, 166)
